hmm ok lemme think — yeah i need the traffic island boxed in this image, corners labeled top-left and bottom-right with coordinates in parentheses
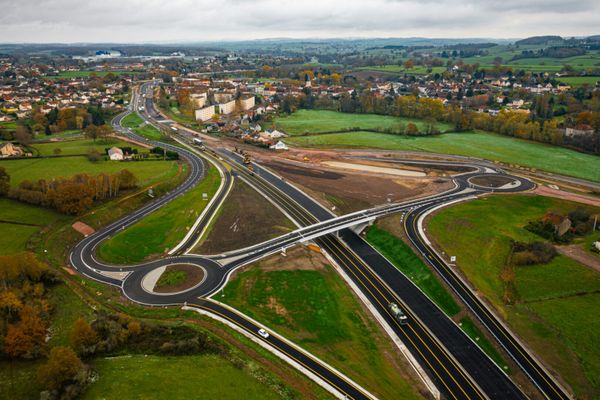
top-left (142, 264), bottom-right (206, 295)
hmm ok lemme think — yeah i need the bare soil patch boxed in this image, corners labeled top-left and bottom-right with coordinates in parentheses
top-left (195, 179), bottom-right (295, 254)
top-left (72, 221), bottom-right (95, 236)
top-left (322, 161), bottom-right (426, 177)
top-left (535, 186), bottom-right (600, 207)
top-left (257, 246), bottom-right (328, 272)
top-left (154, 264), bottom-right (205, 293)
top-left (262, 158), bottom-right (453, 214)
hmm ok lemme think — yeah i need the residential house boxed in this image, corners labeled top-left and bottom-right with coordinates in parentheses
top-left (266, 129), bottom-right (286, 139)
top-left (0, 142), bottom-right (24, 158)
top-left (270, 140), bottom-right (288, 151)
top-left (565, 126), bottom-right (595, 137)
top-left (108, 147), bottom-right (124, 161)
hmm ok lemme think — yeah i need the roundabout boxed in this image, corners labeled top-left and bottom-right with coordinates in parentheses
top-left (142, 263), bottom-right (207, 295)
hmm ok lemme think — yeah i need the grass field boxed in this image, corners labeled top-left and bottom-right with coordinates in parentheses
top-left (84, 354), bottom-right (284, 400)
top-left (221, 259), bottom-right (424, 399)
top-left (97, 166), bottom-right (221, 264)
top-left (356, 65), bottom-right (447, 75)
top-left (121, 113), bottom-right (165, 141)
top-left (156, 270), bottom-right (186, 287)
top-left (33, 138), bottom-right (143, 156)
top-left (287, 130), bottom-right (600, 182)
top-left (275, 109), bottom-right (453, 135)
top-left (0, 198), bottom-right (63, 255)
top-left (47, 70), bottom-right (141, 79)
top-left (1, 155), bottom-right (179, 187)
top-left (428, 195), bottom-right (600, 397)
top-left (0, 121), bottom-right (17, 130)
top-left (556, 76), bottom-right (600, 87)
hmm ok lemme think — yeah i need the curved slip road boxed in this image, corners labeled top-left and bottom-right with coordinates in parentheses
top-left (69, 80), bottom-right (569, 399)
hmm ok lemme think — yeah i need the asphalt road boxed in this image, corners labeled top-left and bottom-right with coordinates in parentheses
top-left (68, 81), bottom-right (571, 399)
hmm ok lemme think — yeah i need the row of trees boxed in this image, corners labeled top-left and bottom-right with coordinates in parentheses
top-left (4, 169), bottom-right (138, 215)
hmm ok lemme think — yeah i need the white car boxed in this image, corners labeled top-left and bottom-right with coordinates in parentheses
top-left (258, 328), bottom-right (269, 339)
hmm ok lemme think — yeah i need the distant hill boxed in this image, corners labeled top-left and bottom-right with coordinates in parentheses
top-left (516, 36), bottom-right (563, 45)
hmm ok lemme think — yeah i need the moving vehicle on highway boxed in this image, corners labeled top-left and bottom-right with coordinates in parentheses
top-left (193, 137), bottom-right (203, 145)
top-left (258, 328), bottom-right (270, 338)
top-left (388, 302), bottom-right (408, 325)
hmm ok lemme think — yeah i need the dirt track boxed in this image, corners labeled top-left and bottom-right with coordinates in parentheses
top-left (534, 186), bottom-right (600, 207)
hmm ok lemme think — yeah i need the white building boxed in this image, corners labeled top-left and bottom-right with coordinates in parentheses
top-left (108, 147), bottom-right (124, 161)
top-left (266, 129), bottom-right (286, 139)
top-left (219, 100), bottom-right (237, 115)
top-left (239, 95), bottom-right (256, 111)
top-left (190, 93), bottom-right (208, 108)
top-left (270, 140), bottom-right (288, 151)
top-left (195, 105), bottom-right (216, 122)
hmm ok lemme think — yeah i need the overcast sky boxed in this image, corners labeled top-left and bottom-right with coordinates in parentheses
top-left (1, 0), bottom-right (599, 43)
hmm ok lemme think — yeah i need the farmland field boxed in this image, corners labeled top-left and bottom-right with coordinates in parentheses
top-left (275, 109), bottom-right (453, 135)
top-left (1, 156), bottom-right (179, 187)
top-left (33, 138), bottom-right (144, 156)
top-left (556, 76), bottom-right (600, 87)
top-left (428, 195), bottom-right (600, 398)
top-left (287, 130), bottom-right (600, 182)
top-left (0, 198), bottom-right (63, 255)
top-left (46, 70), bottom-right (141, 78)
top-left (356, 65), bottom-right (446, 75)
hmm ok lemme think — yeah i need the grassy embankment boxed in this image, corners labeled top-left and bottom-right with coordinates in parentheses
top-left (121, 112), bottom-right (166, 141)
top-left (97, 166), bottom-right (221, 264)
top-left (285, 127), bottom-right (600, 182)
top-left (365, 225), bottom-right (508, 369)
top-left (428, 195), bottom-right (600, 398)
top-left (221, 253), bottom-right (426, 400)
top-left (275, 109), bottom-right (453, 135)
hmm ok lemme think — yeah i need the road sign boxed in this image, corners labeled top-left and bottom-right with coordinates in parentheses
top-left (450, 256), bottom-right (456, 263)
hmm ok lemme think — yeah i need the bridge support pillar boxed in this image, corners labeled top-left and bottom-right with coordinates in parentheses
top-left (348, 217), bottom-right (376, 236)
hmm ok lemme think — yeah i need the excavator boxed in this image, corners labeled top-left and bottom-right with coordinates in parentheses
top-left (238, 148), bottom-right (254, 175)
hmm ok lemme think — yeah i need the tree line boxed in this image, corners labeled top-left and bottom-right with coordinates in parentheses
top-left (2, 168), bottom-right (138, 215)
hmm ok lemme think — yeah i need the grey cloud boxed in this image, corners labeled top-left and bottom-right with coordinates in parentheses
top-left (0, 0), bottom-right (598, 42)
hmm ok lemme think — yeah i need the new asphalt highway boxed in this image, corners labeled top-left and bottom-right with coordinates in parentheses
top-left (68, 81), bottom-right (571, 400)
